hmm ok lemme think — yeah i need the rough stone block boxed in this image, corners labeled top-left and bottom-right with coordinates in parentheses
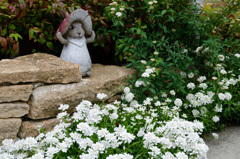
top-left (0, 102), bottom-right (29, 118)
top-left (18, 118), bottom-right (60, 138)
top-left (89, 64), bottom-right (135, 98)
top-left (28, 80), bottom-right (95, 119)
top-left (0, 53), bottom-right (81, 85)
top-left (0, 85), bottom-right (33, 103)
top-left (0, 118), bottom-right (21, 144)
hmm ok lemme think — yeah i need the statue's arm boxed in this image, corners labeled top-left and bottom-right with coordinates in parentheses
top-left (86, 30), bottom-right (95, 43)
top-left (56, 32), bottom-right (69, 45)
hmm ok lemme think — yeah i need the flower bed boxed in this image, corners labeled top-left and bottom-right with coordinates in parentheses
top-left (0, 0), bottom-right (239, 158)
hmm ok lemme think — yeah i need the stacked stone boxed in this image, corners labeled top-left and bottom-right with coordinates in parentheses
top-left (0, 53), bottom-right (134, 143)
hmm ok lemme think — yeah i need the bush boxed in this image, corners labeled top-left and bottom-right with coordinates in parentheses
top-left (0, 96), bottom-right (208, 158)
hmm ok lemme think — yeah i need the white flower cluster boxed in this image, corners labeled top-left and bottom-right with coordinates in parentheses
top-left (141, 67), bottom-right (155, 78)
top-left (0, 94), bottom-right (209, 159)
top-left (121, 87), bottom-right (135, 102)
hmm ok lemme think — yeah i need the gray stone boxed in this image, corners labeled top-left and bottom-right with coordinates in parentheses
top-left (28, 79), bottom-right (95, 119)
top-left (18, 118), bottom-right (60, 138)
top-left (0, 102), bottom-right (29, 118)
top-left (0, 85), bottom-right (33, 103)
top-left (27, 64), bottom-right (135, 119)
top-left (89, 64), bottom-right (135, 98)
top-left (0, 53), bottom-right (81, 85)
top-left (0, 118), bottom-right (21, 144)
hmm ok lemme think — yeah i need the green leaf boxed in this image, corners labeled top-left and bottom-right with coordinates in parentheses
top-left (18, 0), bottom-right (25, 4)
top-left (161, 10), bottom-right (167, 16)
top-left (168, 15), bottom-right (174, 22)
top-left (137, 28), bottom-right (141, 34)
top-left (46, 41), bottom-right (53, 50)
top-left (9, 33), bottom-right (22, 41)
top-left (38, 38), bottom-right (46, 44)
top-left (8, 24), bottom-right (16, 30)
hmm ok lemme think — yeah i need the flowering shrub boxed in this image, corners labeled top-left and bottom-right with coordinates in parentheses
top-left (0, 95), bottom-right (209, 158)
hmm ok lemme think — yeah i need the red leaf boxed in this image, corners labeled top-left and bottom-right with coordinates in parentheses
top-left (0, 37), bottom-right (8, 50)
top-left (29, 0), bottom-right (34, 7)
top-left (13, 43), bottom-right (18, 52)
top-left (93, 0), bottom-right (98, 5)
top-left (52, 3), bottom-right (57, 14)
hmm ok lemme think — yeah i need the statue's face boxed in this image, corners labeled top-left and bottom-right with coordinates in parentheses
top-left (68, 21), bottom-right (85, 39)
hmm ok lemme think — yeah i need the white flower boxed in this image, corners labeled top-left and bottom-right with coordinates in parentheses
top-left (195, 46), bottom-right (203, 53)
top-left (141, 72), bottom-right (150, 78)
top-left (212, 115), bottom-right (220, 122)
top-left (199, 83), bottom-right (208, 89)
top-left (186, 93), bottom-right (195, 101)
top-left (110, 113), bottom-right (118, 120)
top-left (58, 104), bottom-right (69, 111)
top-left (175, 152), bottom-right (188, 159)
top-left (188, 72), bottom-right (194, 78)
top-left (162, 92), bottom-right (167, 98)
top-left (182, 113), bottom-right (187, 118)
top-left (124, 87), bottom-right (130, 94)
top-left (119, 132), bottom-right (135, 144)
top-left (135, 80), bottom-right (145, 87)
top-left (148, 1), bottom-right (153, 5)
top-left (174, 98), bottom-right (182, 107)
top-left (218, 55), bottom-right (225, 61)
top-left (154, 51), bottom-right (159, 55)
top-left (150, 58), bottom-right (155, 62)
top-left (31, 153), bottom-right (44, 159)
top-left (215, 104), bottom-right (223, 112)
top-left (182, 49), bottom-right (188, 54)
top-left (212, 76), bottom-right (217, 80)
top-left (197, 76), bottom-right (207, 83)
top-left (119, 7), bottom-right (124, 11)
top-left (97, 93), bottom-right (108, 100)
top-left (187, 83), bottom-right (195, 90)
top-left (137, 128), bottom-right (145, 137)
top-left (218, 93), bottom-right (226, 100)
top-left (180, 71), bottom-right (186, 76)
top-left (111, 8), bottom-right (116, 11)
top-left (235, 53), bottom-right (240, 58)
top-left (192, 109), bottom-right (200, 118)
top-left (225, 92), bottom-right (232, 100)
top-left (212, 133), bottom-right (219, 140)
top-left (220, 69), bottom-right (227, 74)
top-left (170, 90), bottom-right (176, 96)
top-left (116, 12), bottom-right (122, 17)
top-left (141, 60), bottom-right (147, 64)
top-left (57, 111), bottom-right (68, 119)
top-left (125, 92), bottom-right (134, 102)
top-left (154, 101), bottom-right (161, 106)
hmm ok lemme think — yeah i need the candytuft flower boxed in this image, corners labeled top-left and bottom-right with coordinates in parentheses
top-left (97, 93), bottom-right (108, 100)
top-left (116, 12), bottom-right (122, 17)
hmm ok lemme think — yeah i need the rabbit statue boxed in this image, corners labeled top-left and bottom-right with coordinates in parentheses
top-left (56, 9), bottom-right (95, 77)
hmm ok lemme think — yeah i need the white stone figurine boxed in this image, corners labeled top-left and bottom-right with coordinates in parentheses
top-left (55, 9), bottom-right (95, 77)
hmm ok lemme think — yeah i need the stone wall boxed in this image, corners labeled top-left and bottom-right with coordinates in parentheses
top-left (0, 53), bottom-right (135, 144)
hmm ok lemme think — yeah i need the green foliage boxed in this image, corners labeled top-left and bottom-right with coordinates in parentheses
top-left (100, 0), bottom-right (204, 100)
top-left (0, 0), bottom-right (112, 59)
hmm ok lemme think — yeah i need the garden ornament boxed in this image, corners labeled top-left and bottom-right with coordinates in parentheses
top-left (56, 9), bottom-right (95, 77)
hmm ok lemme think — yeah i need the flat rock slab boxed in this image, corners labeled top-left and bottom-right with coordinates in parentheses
top-left (18, 118), bottom-right (60, 138)
top-left (0, 118), bottom-right (21, 145)
top-left (28, 64), bottom-right (135, 119)
top-left (0, 53), bottom-right (81, 85)
top-left (28, 79), bottom-right (95, 119)
top-left (204, 126), bottom-right (240, 159)
top-left (0, 102), bottom-right (29, 118)
top-left (89, 64), bottom-right (135, 97)
top-left (0, 85), bottom-right (33, 103)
